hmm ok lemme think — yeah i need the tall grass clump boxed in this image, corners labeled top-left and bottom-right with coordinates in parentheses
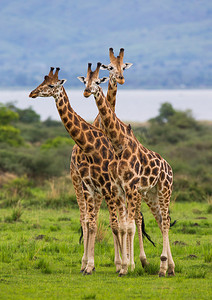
top-left (0, 175), bottom-right (33, 207)
top-left (4, 200), bottom-right (23, 223)
top-left (45, 176), bottom-right (77, 208)
top-left (203, 244), bottom-right (212, 263)
top-left (96, 219), bottom-right (109, 243)
top-left (185, 268), bottom-right (207, 279)
top-left (34, 258), bottom-right (52, 274)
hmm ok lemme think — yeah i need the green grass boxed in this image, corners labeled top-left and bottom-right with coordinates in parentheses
top-left (0, 202), bottom-right (212, 300)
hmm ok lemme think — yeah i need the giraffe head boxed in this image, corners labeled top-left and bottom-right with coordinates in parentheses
top-left (78, 62), bottom-right (109, 98)
top-left (29, 67), bottom-right (67, 98)
top-left (100, 48), bottom-right (133, 85)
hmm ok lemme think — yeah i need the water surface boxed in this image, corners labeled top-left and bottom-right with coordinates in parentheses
top-left (0, 89), bottom-right (211, 122)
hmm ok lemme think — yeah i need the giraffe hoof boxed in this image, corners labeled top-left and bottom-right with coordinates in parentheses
top-left (115, 264), bottom-right (122, 273)
top-left (80, 268), bottom-right (85, 273)
top-left (92, 267), bottom-right (96, 272)
top-left (141, 258), bottom-right (149, 268)
top-left (158, 272), bottom-right (166, 277)
top-left (118, 268), bottom-right (127, 277)
top-left (142, 262), bottom-right (149, 268)
top-left (168, 271), bottom-right (175, 277)
top-left (118, 273), bottom-right (126, 277)
top-left (83, 270), bottom-right (92, 275)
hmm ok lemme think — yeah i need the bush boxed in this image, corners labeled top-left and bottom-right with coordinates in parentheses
top-left (41, 136), bottom-right (75, 149)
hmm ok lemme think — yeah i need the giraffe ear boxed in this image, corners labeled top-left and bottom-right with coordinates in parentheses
top-left (58, 79), bottom-right (67, 86)
top-left (77, 76), bottom-right (86, 83)
top-left (123, 62), bottom-right (133, 70)
top-left (100, 77), bottom-right (109, 83)
top-left (100, 64), bottom-right (109, 70)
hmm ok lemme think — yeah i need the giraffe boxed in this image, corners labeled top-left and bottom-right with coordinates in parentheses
top-left (78, 49), bottom-right (152, 270)
top-left (70, 48), bottom-right (133, 272)
top-left (101, 48), bottom-right (153, 267)
top-left (79, 65), bottom-right (175, 277)
top-left (29, 67), bottom-right (127, 275)
top-left (71, 48), bottom-right (132, 272)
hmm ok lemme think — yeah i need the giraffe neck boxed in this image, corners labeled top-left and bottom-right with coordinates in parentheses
top-left (54, 86), bottom-right (97, 153)
top-left (94, 86), bottom-right (130, 155)
top-left (106, 75), bottom-right (117, 112)
top-left (92, 76), bottom-right (117, 128)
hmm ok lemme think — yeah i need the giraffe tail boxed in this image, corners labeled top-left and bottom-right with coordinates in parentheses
top-left (169, 215), bottom-right (177, 227)
top-left (79, 226), bottom-right (83, 244)
top-left (140, 212), bottom-right (156, 247)
top-left (168, 210), bottom-right (177, 228)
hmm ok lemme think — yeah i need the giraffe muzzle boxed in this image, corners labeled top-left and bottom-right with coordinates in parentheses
top-left (83, 89), bottom-right (91, 98)
top-left (116, 76), bottom-right (125, 85)
top-left (29, 91), bottom-right (37, 98)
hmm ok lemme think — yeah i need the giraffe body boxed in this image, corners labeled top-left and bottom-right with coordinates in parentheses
top-left (81, 76), bottom-right (175, 276)
top-left (29, 67), bottom-right (127, 275)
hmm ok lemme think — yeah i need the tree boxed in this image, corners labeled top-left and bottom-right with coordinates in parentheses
top-left (0, 103), bottom-right (19, 125)
top-left (5, 103), bottom-right (40, 123)
top-left (0, 103), bottom-right (23, 146)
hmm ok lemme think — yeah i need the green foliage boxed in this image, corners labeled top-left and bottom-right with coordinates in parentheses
top-left (148, 102), bottom-right (201, 144)
top-left (0, 125), bottom-right (24, 146)
top-left (6, 103), bottom-right (40, 123)
top-left (0, 103), bottom-right (19, 125)
top-left (0, 103), bottom-right (24, 146)
top-left (133, 103), bottom-right (212, 202)
top-left (35, 258), bottom-right (52, 274)
top-left (41, 136), bottom-right (75, 149)
top-left (185, 268), bottom-right (207, 279)
top-left (2, 175), bottom-right (33, 198)
top-left (0, 102), bottom-right (211, 205)
top-left (203, 244), bottom-right (212, 263)
top-left (4, 201), bottom-right (23, 222)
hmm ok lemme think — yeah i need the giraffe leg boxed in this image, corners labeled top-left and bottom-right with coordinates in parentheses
top-left (147, 201), bottom-right (172, 277)
top-left (167, 238), bottom-right (175, 276)
top-left (106, 195), bottom-right (122, 273)
top-left (127, 191), bottom-right (139, 272)
top-left (113, 233), bottom-right (122, 272)
top-left (158, 196), bottom-right (171, 277)
top-left (135, 195), bottom-right (148, 268)
top-left (70, 165), bottom-right (88, 272)
top-left (118, 204), bottom-right (128, 276)
top-left (127, 218), bottom-right (136, 271)
top-left (81, 189), bottom-right (96, 275)
top-left (126, 234), bottom-right (130, 264)
top-left (143, 189), bottom-right (170, 276)
top-left (84, 217), bottom-right (97, 275)
top-left (82, 220), bottom-right (89, 272)
top-left (119, 191), bottom-right (137, 275)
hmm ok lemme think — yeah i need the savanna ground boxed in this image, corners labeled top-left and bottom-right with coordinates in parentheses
top-left (0, 201), bottom-right (212, 300)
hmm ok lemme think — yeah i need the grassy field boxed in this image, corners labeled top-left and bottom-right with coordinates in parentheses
top-left (0, 201), bottom-right (212, 300)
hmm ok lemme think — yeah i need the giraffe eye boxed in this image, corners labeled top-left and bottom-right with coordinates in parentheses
top-left (48, 84), bottom-right (54, 88)
top-left (109, 66), bottom-right (113, 71)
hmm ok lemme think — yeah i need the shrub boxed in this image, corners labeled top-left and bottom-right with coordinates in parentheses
top-left (41, 136), bottom-right (75, 149)
top-left (4, 201), bottom-right (23, 222)
top-left (2, 175), bottom-right (33, 199)
top-left (0, 125), bottom-right (24, 146)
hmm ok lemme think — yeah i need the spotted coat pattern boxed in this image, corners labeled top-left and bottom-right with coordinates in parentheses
top-left (88, 85), bottom-right (175, 277)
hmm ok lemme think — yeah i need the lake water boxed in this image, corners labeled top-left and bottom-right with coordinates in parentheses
top-left (0, 89), bottom-right (212, 122)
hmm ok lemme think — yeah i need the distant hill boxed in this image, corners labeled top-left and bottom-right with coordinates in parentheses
top-left (0, 0), bottom-right (212, 88)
